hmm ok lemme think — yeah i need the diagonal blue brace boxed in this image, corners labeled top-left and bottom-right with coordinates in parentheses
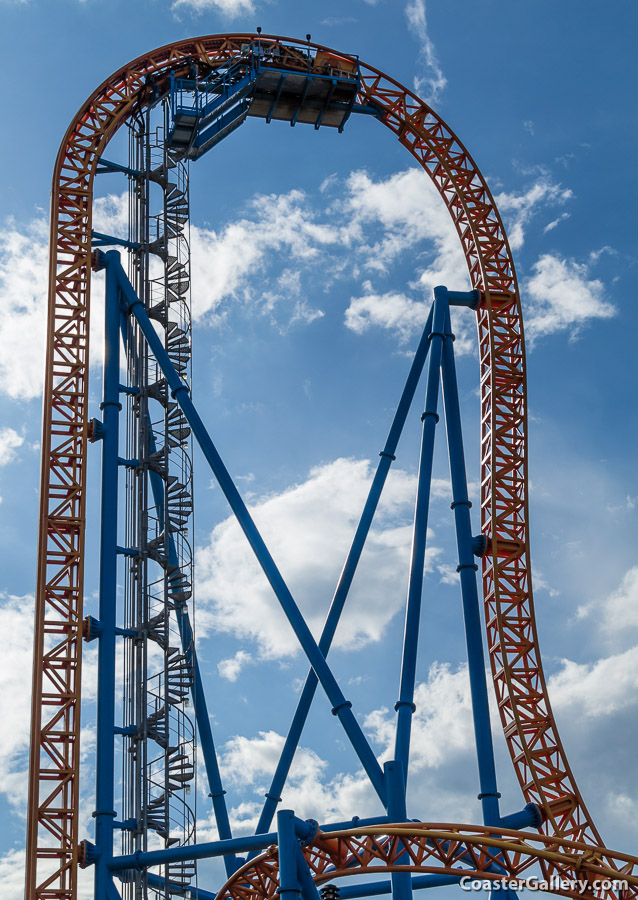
top-left (118, 317), bottom-right (239, 876)
top-left (394, 291), bottom-right (447, 782)
top-left (146, 421), bottom-right (239, 876)
top-left (253, 306), bottom-right (435, 841)
top-left (104, 251), bottom-right (386, 803)
top-left (439, 298), bottom-right (501, 828)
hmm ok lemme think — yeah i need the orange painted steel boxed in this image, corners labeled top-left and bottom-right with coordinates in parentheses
top-left (27, 32), bottom-right (629, 899)
top-left (216, 824), bottom-right (638, 900)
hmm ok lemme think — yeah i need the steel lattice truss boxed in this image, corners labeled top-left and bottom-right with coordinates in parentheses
top-left (26, 31), bottom-right (634, 900)
top-left (217, 825), bottom-right (638, 900)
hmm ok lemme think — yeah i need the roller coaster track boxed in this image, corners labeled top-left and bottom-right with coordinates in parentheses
top-left (216, 824), bottom-right (638, 900)
top-left (26, 32), bottom-right (632, 900)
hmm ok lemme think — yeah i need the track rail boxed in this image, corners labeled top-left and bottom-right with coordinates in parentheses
top-left (27, 32), bottom-right (616, 899)
top-left (216, 824), bottom-right (638, 900)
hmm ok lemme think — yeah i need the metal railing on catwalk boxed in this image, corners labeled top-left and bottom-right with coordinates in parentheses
top-left (26, 32), bottom-right (638, 900)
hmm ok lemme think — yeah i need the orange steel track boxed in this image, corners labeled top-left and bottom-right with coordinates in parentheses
top-left (26, 32), bottom-right (633, 900)
top-left (215, 825), bottom-right (638, 900)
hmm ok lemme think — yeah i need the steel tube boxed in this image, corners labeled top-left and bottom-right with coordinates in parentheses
top-left (255, 308), bottom-right (434, 838)
top-left (394, 294), bottom-right (446, 777)
top-left (94, 251), bottom-right (122, 898)
top-left (440, 301), bottom-right (501, 826)
top-left (111, 254), bottom-right (386, 799)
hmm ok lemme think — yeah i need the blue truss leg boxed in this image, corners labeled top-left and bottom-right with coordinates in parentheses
top-left (146, 426), bottom-right (239, 876)
top-left (439, 300), bottom-right (501, 827)
top-left (394, 293), bottom-right (447, 781)
top-left (94, 250), bottom-right (122, 899)
top-left (118, 325), bottom-right (238, 875)
top-left (278, 811), bottom-right (302, 900)
top-left (385, 761), bottom-right (413, 900)
top-left (254, 307), bottom-right (435, 839)
top-left (106, 252), bottom-right (386, 803)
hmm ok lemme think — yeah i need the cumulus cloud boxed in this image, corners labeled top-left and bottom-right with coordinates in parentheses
top-left (0, 216), bottom-right (49, 400)
top-left (405, 0), bottom-right (447, 105)
top-left (218, 649), bottom-right (253, 681)
top-left (345, 284), bottom-right (430, 342)
top-left (496, 175), bottom-right (573, 251)
top-left (548, 646), bottom-right (638, 718)
top-left (0, 428), bottom-right (24, 466)
top-left (524, 252), bottom-right (615, 343)
top-left (172, 0), bottom-right (256, 16)
top-left (0, 193), bottom-right (127, 401)
top-left (0, 593), bottom-right (35, 812)
top-left (576, 566), bottom-right (638, 648)
top-left (196, 457), bottom-right (442, 659)
top-left (190, 189), bottom-right (344, 324)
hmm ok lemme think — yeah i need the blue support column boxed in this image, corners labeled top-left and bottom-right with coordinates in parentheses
top-left (119, 319), bottom-right (238, 875)
top-left (394, 294), bottom-right (447, 780)
top-left (384, 761), bottom-right (412, 900)
top-left (94, 250), bottom-right (122, 899)
top-left (255, 307), bottom-right (435, 839)
top-left (278, 811), bottom-right (302, 900)
top-left (439, 298), bottom-right (501, 827)
top-left (108, 253), bottom-right (386, 802)
top-left (145, 423), bottom-right (238, 876)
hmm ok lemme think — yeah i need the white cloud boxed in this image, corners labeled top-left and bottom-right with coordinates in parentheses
top-left (524, 253), bottom-right (615, 342)
top-left (543, 212), bottom-right (570, 233)
top-left (196, 457), bottom-right (442, 659)
top-left (496, 176), bottom-right (573, 251)
top-left (0, 216), bottom-right (49, 400)
top-left (172, 0), bottom-right (256, 15)
top-left (548, 646), bottom-right (638, 717)
top-left (218, 650), bottom-right (253, 681)
top-left (345, 285), bottom-right (429, 341)
top-left (0, 593), bottom-right (35, 812)
top-left (0, 428), bottom-right (24, 466)
top-left (405, 0), bottom-right (447, 104)
top-left (0, 194), bottom-right (126, 401)
top-left (523, 120), bottom-right (535, 136)
top-left (190, 189), bottom-right (344, 323)
top-left (577, 566), bottom-right (638, 647)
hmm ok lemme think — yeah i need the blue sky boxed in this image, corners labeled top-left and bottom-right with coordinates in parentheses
top-left (0, 0), bottom-right (637, 896)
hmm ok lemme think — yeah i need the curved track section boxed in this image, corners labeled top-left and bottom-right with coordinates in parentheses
top-left (27, 32), bottom-right (613, 899)
top-left (216, 825), bottom-right (638, 900)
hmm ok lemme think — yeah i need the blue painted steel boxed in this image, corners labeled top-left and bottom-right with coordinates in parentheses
top-left (439, 296), bottom-right (501, 826)
top-left (384, 761), bottom-right (413, 900)
top-left (337, 875), bottom-right (462, 899)
top-left (118, 318), bottom-right (238, 876)
top-left (110, 817), bottom-right (314, 871)
top-left (394, 295), bottom-right (447, 778)
top-left (144, 422), bottom-right (238, 876)
top-left (106, 252), bottom-right (387, 802)
top-left (278, 811), bottom-right (302, 900)
top-left (96, 156), bottom-right (141, 178)
top-left (501, 803), bottom-right (543, 831)
top-left (93, 250), bottom-right (122, 899)
top-left (296, 843), bottom-right (321, 900)
top-left (254, 308), bottom-right (435, 840)
top-left (444, 289), bottom-right (481, 310)
top-left (146, 872), bottom-right (218, 899)
top-left (91, 231), bottom-right (142, 251)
